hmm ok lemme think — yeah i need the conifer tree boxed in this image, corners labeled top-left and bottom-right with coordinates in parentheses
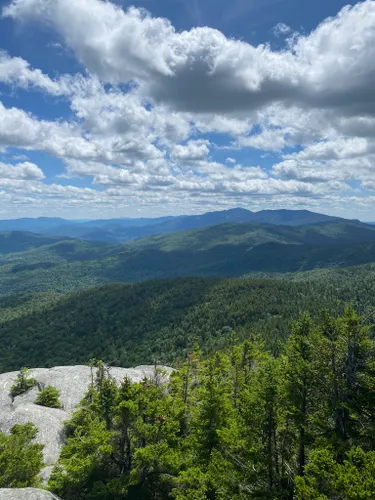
top-left (278, 313), bottom-right (316, 482)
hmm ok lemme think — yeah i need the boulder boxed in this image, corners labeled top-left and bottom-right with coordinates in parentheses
top-left (0, 489), bottom-right (60, 499)
top-left (0, 365), bottom-right (172, 480)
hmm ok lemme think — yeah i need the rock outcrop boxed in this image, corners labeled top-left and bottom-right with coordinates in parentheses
top-left (0, 489), bottom-right (61, 499)
top-left (0, 365), bottom-right (172, 480)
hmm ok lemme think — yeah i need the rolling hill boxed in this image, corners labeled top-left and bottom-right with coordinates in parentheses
top-left (0, 231), bottom-right (66, 254)
top-left (93, 208), bottom-right (345, 243)
top-left (127, 219), bottom-right (375, 251)
top-left (0, 217), bottom-right (73, 233)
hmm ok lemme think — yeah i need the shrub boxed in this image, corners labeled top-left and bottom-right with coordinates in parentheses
top-left (35, 385), bottom-right (63, 409)
top-left (10, 367), bottom-right (37, 399)
top-left (0, 423), bottom-right (44, 487)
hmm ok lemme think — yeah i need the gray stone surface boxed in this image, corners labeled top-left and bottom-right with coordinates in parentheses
top-left (0, 489), bottom-right (60, 499)
top-left (0, 365), bottom-right (172, 479)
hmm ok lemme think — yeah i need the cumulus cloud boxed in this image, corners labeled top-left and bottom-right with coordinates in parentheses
top-left (0, 50), bottom-right (67, 94)
top-left (0, 161), bottom-right (44, 181)
top-left (2, 0), bottom-right (375, 217)
top-left (0, 99), bottom-right (164, 163)
top-left (236, 128), bottom-right (290, 152)
top-left (171, 140), bottom-right (210, 161)
top-left (4, 0), bottom-right (375, 116)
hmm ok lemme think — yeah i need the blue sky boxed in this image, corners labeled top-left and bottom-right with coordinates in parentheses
top-left (0, 0), bottom-right (374, 220)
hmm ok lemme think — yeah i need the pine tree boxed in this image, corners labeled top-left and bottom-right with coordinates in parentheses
top-left (0, 424), bottom-right (44, 488)
top-left (278, 313), bottom-right (316, 483)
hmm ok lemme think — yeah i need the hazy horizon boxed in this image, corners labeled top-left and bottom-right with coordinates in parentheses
top-left (0, 207), bottom-right (373, 223)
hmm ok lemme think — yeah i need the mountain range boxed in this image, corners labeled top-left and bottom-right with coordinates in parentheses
top-left (0, 208), bottom-right (350, 242)
top-left (2, 218), bottom-right (375, 297)
top-left (2, 207), bottom-right (375, 372)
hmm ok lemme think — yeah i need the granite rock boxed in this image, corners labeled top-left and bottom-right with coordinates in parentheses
top-left (0, 488), bottom-right (61, 499)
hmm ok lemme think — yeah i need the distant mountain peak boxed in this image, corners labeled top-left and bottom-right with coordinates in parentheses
top-left (0, 208), bottom-right (360, 243)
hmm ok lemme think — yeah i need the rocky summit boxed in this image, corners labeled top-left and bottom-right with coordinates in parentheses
top-left (0, 365), bottom-right (172, 480)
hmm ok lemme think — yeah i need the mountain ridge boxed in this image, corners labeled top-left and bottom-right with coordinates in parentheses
top-left (0, 208), bottom-right (353, 243)
top-left (2, 219), bottom-right (375, 296)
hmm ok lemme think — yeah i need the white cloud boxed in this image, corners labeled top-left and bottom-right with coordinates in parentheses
top-left (193, 114), bottom-right (253, 136)
top-left (5, 0), bottom-right (375, 117)
top-left (0, 50), bottom-right (67, 94)
top-left (272, 22), bottom-right (292, 37)
top-left (2, 0), bottom-right (375, 218)
top-left (284, 138), bottom-right (373, 161)
top-left (0, 101), bottom-right (80, 152)
top-left (171, 140), bottom-right (210, 161)
top-left (0, 161), bottom-right (44, 181)
top-left (0, 99), bottom-right (164, 163)
top-left (236, 128), bottom-right (289, 152)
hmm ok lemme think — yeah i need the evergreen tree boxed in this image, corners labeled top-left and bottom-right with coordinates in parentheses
top-left (278, 313), bottom-right (316, 488)
top-left (0, 424), bottom-right (44, 488)
top-left (10, 367), bottom-right (37, 399)
top-left (46, 309), bottom-right (375, 500)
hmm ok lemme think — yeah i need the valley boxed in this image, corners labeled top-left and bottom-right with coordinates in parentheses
top-left (2, 217), bottom-right (375, 297)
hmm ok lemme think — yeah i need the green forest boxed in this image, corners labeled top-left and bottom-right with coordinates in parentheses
top-left (3, 220), bottom-right (375, 297)
top-left (3, 308), bottom-right (375, 499)
top-left (2, 263), bottom-right (375, 372)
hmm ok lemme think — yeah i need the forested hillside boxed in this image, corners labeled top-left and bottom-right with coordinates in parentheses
top-left (2, 265), bottom-right (375, 372)
top-left (128, 220), bottom-right (375, 251)
top-left (3, 221), bottom-right (375, 297)
top-left (0, 231), bottom-right (66, 254)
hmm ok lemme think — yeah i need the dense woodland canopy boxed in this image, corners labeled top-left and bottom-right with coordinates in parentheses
top-left (2, 264), bottom-right (375, 372)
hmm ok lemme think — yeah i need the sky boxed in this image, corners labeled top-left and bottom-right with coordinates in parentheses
top-left (1, 0), bottom-right (375, 220)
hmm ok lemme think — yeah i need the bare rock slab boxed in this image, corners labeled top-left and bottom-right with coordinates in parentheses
top-left (0, 489), bottom-right (61, 499)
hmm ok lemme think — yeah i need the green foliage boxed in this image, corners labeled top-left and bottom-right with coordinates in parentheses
top-left (49, 362), bottom-right (183, 499)
top-left (0, 292), bottom-right (62, 322)
top-left (10, 367), bottom-right (37, 398)
top-left (35, 385), bottom-right (63, 409)
top-left (0, 231), bottom-right (64, 254)
top-left (0, 275), bottom-right (362, 371)
top-left (45, 310), bottom-right (375, 499)
top-left (127, 219), bottom-right (375, 252)
top-left (3, 266), bottom-right (375, 372)
top-left (296, 447), bottom-right (375, 499)
top-left (0, 423), bottom-right (44, 488)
